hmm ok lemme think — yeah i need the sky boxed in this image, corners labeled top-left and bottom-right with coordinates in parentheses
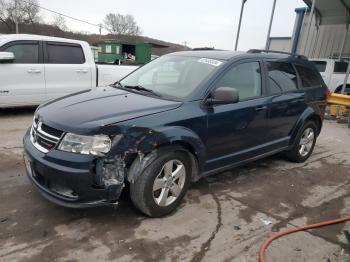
top-left (39, 0), bottom-right (306, 50)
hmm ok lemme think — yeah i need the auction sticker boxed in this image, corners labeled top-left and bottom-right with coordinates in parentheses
top-left (198, 58), bottom-right (223, 67)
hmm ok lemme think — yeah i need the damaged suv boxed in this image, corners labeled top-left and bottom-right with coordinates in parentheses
top-left (23, 50), bottom-right (327, 217)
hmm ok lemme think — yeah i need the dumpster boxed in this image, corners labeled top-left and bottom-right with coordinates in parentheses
top-left (97, 40), bottom-right (152, 65)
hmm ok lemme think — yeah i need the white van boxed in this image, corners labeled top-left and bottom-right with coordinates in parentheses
top-left (311, 59), bottom-right (350, 94)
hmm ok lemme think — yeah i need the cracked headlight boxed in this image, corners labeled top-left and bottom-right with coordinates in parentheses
top-left (58, 133), bottom-right (112, 155)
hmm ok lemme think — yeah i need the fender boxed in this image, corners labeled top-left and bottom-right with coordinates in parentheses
top-left (289, 106), bottom-right (321, 147)
top-left (107, 125), bottom-right (206, 179)
top-left (151, 126), bottom-right (206, 164)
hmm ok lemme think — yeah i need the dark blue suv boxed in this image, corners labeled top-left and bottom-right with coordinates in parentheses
top-left (23, 50), bottom-right (327, 217)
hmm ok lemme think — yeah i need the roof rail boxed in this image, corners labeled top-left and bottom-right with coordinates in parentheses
top-left (247, 49), bottom-right (307, 60)
top-left (192, 47), bottom-right (226, 51)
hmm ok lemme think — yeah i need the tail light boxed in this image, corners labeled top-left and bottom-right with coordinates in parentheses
top-left (326, 87), bottom-right (331, 99)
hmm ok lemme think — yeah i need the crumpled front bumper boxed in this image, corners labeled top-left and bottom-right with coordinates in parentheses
top-left (23, 129), bottom-right (123, 208)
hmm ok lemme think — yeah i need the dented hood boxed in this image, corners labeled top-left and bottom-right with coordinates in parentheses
top-left (37, 87), bottom-right (182, 133)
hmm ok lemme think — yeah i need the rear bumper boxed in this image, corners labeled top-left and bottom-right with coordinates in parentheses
top-left (23, 129), bottom-right (123, 208)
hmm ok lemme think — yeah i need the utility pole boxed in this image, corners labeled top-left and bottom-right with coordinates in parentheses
top-left (182, 41), bottom-right (188, 50)
top-left (234, 0), bottom-right (247, 51)
top-left (99, 24), bottom-right (102, 40)
top-left (15, 0), bottom-right (19, 34)
top-left (265, 0), bottom-right (277, 50)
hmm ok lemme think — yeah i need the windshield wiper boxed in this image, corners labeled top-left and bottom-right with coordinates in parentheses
top-left (110, 81), bottom-right (124, 88)
top-left (123, 85), bottom-right (161, 97)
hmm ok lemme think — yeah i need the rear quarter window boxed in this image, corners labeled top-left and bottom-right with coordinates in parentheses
top-left (295, 65), bottom-right (322, 88)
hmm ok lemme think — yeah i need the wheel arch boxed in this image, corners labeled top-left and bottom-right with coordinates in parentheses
top-left (290, 107), bottom-right (322, 146)
top-left (124, 126), bottom-right (205, 183)
top-left (334, 84), bottom-right (350, 94)
top-left (306, 114), bottom-right (322, 135)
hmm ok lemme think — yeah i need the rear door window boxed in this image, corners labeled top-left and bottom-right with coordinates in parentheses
top-left (295, 65), bottom-right (322, 88)
top-left (266, 61), bottom-right (298, 94)
top-left (312, 61), bottom-right (327, 72)
top-left (2, 42), bottom-right (39, 64)
top-left (46, 42), bottom-right (85, 64)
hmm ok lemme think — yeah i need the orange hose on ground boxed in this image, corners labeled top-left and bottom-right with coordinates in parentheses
top-left (259, 215), bottom-right (350, 262)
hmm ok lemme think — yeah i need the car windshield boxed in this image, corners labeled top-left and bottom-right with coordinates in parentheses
top-left (120, 55), bottom-right (224, 100)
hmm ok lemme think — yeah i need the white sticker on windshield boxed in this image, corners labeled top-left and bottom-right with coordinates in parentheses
top-left (198, 58), bottom-right (223, 67)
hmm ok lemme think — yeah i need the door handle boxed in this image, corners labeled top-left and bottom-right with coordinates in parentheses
top-left (27, 69), bottom-right (41, 74)
top-left (76, 69), bottom-right (88, 73)
top-left (255, 105), bottom-right (267, 111)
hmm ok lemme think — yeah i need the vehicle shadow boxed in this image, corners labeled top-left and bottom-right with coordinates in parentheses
top-left (0, 106), bottom-right (37, 117)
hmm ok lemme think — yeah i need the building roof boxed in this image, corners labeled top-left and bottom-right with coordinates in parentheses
top-left (303, 0), bottom-right (350, 25)
top-left (99, 39), bottom-right (169, 48)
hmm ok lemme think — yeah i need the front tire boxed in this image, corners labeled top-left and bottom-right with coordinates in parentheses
top-left (130, 149), bottom-right (191, 217)
top-left (285, 121), bottom-right (317, 163)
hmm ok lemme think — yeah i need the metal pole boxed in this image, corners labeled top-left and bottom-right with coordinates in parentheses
top-left (339, 24), bottom-right (349, 59)
top-left (341, 60), bottom-right (350, 94)
top-left (234, 0), bottom-right (246, 51)
top-left (303, 0), bottom-right (317, 56)
top-left (265, 0), bottom-right (277, 50)
top-left (15, 0), bottom-right (19, 34)
top-left (337, 59), bottom-right (350, 123)
top-left (311, 25), bottom-right (319, 58)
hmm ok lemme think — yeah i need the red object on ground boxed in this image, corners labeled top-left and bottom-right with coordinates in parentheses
top-left (259, 216), bottom-right (350, 262)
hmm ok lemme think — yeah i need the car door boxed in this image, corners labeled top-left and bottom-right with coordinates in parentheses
top-left (264, 60), bottom-right (307, 146)
top-left (205, 60), bottom-right (270, 171)
top-left (44, 41), bottom-right (92, 100)
top-left (0, 40), bottom-right (46, 107)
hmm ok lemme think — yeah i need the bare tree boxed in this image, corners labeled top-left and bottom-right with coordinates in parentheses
top-left (0, 0), bottom-right (12, 30)
top-left (103, 13), bottom-right (141, 36)
top-left (0, 0), bottom-right (40, 31)
top-left (52, 14), bottom-right (67, 31)
top-left (6, 0), bottom-right (40, 24)
top-left (21, 0), bottom-right (41, 24)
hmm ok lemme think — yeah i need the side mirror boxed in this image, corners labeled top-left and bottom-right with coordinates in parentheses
top-left (0, 52), bottom-right (15, 63)
top-left (207, 87), bottom-right (239, 105)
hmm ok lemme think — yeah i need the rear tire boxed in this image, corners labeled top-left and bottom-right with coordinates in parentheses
top-left (285, 121), bottom-right (317, 163)
top-left (130, 149), bottom-right (191, 217)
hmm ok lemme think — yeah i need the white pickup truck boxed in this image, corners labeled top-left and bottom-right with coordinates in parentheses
top-left (0, 34), bottom-right (138, 108)
top-left (311, 58), bottom-right (350, 94)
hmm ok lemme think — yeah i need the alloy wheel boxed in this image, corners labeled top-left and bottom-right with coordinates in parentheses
top-left (152, 159), bottom-right (186, 207)
top-left (299, 127), bottom-right (315, 157)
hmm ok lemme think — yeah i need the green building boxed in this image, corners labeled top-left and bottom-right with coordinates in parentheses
top-left (97, 40), bottom-right (152, 65)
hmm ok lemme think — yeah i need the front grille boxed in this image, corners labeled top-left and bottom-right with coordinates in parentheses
top-left (41, 123), bottom-right (63, 137)
top-left (30, 118), bottom-right (63, 153)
